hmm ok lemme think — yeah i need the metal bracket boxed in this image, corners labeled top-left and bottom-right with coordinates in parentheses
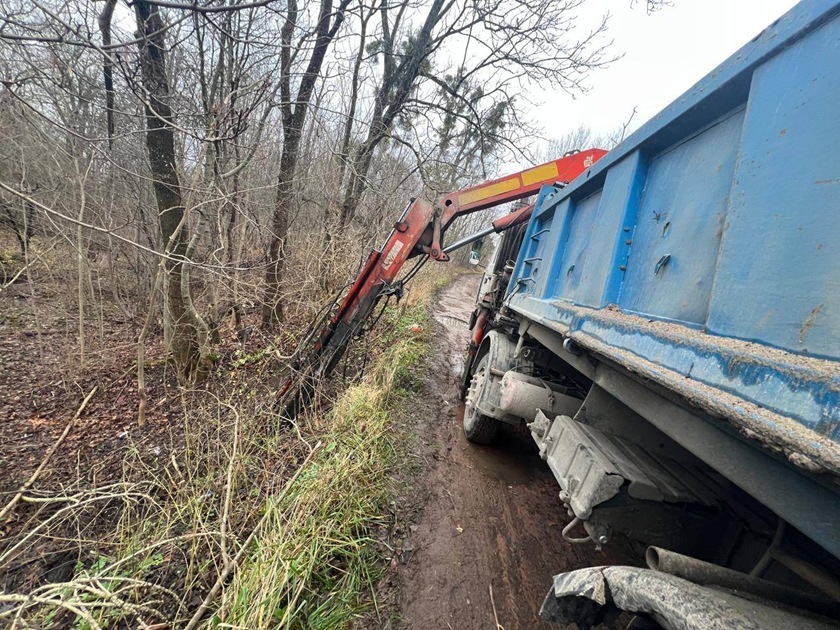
top-left (530, 411), bottom-right (717, 520)
top-left (428, 207), bottom-right (450, 261)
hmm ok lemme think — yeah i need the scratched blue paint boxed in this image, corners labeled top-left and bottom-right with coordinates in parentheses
top-left (515, 296), bottom-right (840, 441)
top-left (708, 14), bottom-right (840, 358)
top-left (536, 197), bottom-right (574, 299)
top-left (509, 186), bottom-right (567, 299)
top-left (618, 110), bottom-right (743, 324)
top-left (507, 0), bottom-right (840, 459)
top-left (551, 190), bottom-right (603, 306)
top-left (599, 151), bottom-right (647, 306)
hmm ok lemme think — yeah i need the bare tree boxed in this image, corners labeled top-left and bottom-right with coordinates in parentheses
top-left (133, 0), bottom-right (210, 381)
top-left (98, 0), bottom-right (117, 148)
top-left (337, 0), bottom-right (612, 227)
top-left (0, 0), bottom-right (625, 382)
top-left (262, 0), bottom-right (352, 327)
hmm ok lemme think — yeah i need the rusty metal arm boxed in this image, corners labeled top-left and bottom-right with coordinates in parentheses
top-left (426, 150), bottom-right (607, 261)
top-left (277, 150), bottom-right (607, 412)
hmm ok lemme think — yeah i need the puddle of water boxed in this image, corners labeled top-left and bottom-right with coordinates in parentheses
top-left (433, 313), bottom-right (469, 376)
top-left (455, 404), bottom-right (544, 486)
top-left (450, 351), bottom-right (465, 378)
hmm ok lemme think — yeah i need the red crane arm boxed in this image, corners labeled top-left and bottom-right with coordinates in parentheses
top-left (439, 150), bottom-right (605, 227)
top-left (289, 149), bottom-right (607, 389)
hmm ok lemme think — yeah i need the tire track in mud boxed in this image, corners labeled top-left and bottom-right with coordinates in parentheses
top-left (395, 274), bottom-right (621, 630)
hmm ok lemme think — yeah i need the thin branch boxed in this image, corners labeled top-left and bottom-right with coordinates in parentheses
top-left (143, 0), bottom-right (282, 13)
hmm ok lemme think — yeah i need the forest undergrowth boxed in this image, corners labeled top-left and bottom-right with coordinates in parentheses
top-left (0, 232), bottom-right (465, 629)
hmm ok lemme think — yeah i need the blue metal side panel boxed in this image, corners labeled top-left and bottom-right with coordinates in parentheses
top-left (505, 0), bottom-right (840, 490)
top-left (519, 152), bottom-right (649, 309)
top-left (708, 16), bottom-right (840, 358)
top-left (536, 198), bottom-right (573, 299)
top-left (552, 191), bottom-right (603, 306)
top-left (508, 185), bottom-right (565, 300)
top-left (619, 111), bottom-right (744, 325)
top-left (599, 151), bottom-right (648, 305)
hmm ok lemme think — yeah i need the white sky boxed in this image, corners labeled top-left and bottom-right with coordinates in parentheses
top-left (533, 0), bottom-right (799, 145)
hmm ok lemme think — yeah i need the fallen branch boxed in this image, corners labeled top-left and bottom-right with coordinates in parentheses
top-left (0, 592), bottom-right (103, 629)
top-left (489, 584), bottom-right (504, 630)
top-left (183, 441), bottom-right (323, 630)
top-left (0, 485), bottom-right (153, 567)
top-left (0, 386), bottom-right (98, 523)
top-left (220, 400), bottom-right (241, 566)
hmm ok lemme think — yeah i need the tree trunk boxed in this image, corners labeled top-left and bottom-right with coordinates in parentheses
top-left (262, 0), bottom-right (349, 327)
top-left (134, 0), bottom-right (203, 382)
top-left (98, 0), bottom-right (117, 148)
top-left (338, 0), bottom-right (446, 227)
top-left (339, 138), bottom-right (379, 228)
top-left (262, 138), bottom-right (297, 326)
top-left (335, 6), bottom-right (369, 196)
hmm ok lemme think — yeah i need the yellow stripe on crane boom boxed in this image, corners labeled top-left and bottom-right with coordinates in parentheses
top-left (457, 177), bottom-right (521, 206)
top-left (521, 162), bottom-right (559, 186)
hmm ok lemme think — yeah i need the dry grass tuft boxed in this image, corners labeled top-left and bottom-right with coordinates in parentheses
top-left (0, 256), bottom-right (465, 629)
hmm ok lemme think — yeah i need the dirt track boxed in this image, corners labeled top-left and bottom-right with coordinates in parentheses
top-left (394, 274), bottom-right (621, 629)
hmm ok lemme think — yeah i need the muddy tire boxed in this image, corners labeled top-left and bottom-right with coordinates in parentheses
top-left (458, 347), bottom-right (474, 401)
top-left (463, 355), bottom-right (499, 444)
top-left (463, 407), bottom-right (499, 444)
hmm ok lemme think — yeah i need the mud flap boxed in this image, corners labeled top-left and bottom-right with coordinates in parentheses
top-left (458, 341), bottom-right (477, 401)
top-left (539, 566), bottom-right (836, 629)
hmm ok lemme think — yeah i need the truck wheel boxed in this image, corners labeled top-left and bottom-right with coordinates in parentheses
top-left (463, 355), bottom-right (499, 444)
top-left (458, 346), bottom-right (474, 401)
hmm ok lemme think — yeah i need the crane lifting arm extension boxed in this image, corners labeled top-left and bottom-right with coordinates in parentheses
top-left (277, 149), bottom-right (607, 410)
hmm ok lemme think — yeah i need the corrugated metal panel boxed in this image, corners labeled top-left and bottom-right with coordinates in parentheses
top-left (708, 15), bottom-right (840, 358)
top-left (619, 110), bottom-right (744, 324)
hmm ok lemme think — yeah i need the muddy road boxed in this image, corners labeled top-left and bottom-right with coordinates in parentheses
top-left (393, 274), bottom-right (627, 630)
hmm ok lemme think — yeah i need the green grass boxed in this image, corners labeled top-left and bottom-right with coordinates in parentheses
top-left (215, 304), bottom-right (433, 629)
top-left (1, 267), bottom-right (458, 629)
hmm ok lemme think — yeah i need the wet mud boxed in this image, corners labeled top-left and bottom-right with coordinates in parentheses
top-left (395, 274), bottom-right (626, 629)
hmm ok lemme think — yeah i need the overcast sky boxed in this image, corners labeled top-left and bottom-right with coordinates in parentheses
top-left (532, 0), bottom-right (799, 146)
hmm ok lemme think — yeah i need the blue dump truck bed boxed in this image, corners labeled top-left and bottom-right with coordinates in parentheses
top-left (503, 0), bottom-right (840, 564)
top-left (509, 0), bottom-right (840, 474)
